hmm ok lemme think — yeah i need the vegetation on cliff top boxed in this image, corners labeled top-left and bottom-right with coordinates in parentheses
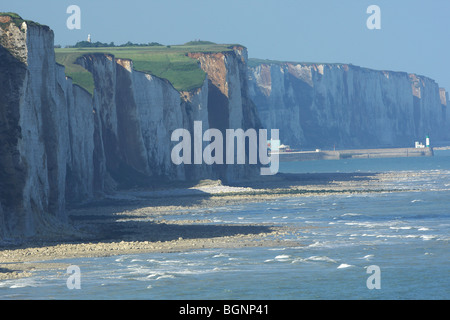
top-left (0, 14), bottom-right (241, 94)
top-left (0, 12), bottom-right (43, 29)
top-left (70, 40), bottom-right (164, 48)
top-left (55, 42), bottom-right (242, 94)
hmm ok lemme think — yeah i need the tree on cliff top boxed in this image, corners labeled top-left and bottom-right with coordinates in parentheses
top-left (70, 41), bottom-right (163, 48)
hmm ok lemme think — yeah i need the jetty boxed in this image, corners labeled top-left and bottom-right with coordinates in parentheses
top-left (274, 147), bottom-right (434, 162)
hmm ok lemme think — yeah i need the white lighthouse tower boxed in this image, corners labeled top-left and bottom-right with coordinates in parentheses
top-left (87, 34), bottom-right (91, 43)
top-left (426, 135), bottom-right (430, 148)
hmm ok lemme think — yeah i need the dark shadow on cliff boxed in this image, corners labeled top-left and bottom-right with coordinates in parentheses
top-left (0, 45), bottom-right (28, 237)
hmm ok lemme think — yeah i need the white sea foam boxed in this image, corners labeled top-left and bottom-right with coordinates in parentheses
top-left (345, 222), bottom-right (366, 226)
top-left (158, 260), bottom-right (183, 265)
top-left (115, 256), bottom-right (131, 262)
top-left (375, 234), bottom-right (418, 239)
top-left (337, 264), bottom-right (353, 269)
top-left (128, 266), bottom-right (154, 275)
top-left (421, 235), bottom-right (436, 241)
top-left (305, 256), bottom-right (337, 263)
top-left (10, 283), bottom-right (32, 289)
top-left (308, 241), bottom-right (331, 248)
top-left (389, 226), bottom-right (412, 230)
top-left (172, 269), bottom-right (218, 276)
top-left (8, 278), bottom-right (39, 289)
top-left (155, 275), bottom-right (175, 280)
top-left (275, 255), bottom-right (290, 260)
top-left (146, 272), bottom-right (168, 279)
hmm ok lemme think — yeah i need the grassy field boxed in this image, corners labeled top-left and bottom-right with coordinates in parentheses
top-left (0, 12), bottom-right (43, 28)
top-left (55, 43), bottom-right (241, 94)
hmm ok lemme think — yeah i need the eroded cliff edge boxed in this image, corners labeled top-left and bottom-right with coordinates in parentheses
top-left (0, 16), bottom-right (260, 240)
top-left (248, 62), bottom-right (450, 149)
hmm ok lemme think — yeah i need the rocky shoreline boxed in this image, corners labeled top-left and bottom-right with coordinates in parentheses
top-left (0, 171), bottom-right (434, 280)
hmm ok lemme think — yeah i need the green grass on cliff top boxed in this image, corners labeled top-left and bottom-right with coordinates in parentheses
top-left (0, 12), bottom-right (43, 28)
top-left (55, 43), bottom-right (240, 95)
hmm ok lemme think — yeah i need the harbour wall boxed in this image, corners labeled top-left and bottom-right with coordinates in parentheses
top-left (275, 147), bottom-right (434, 162)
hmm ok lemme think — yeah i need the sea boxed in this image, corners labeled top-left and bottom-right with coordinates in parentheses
top-left (1, 150), bottom-right (449, 300)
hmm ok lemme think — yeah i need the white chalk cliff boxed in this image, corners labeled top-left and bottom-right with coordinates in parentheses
top-left (1, 14), bottom-right (448, 240)
top-left (0, 17), bottom-right (260, 240)
top-left (248, 62), bottom-right (450, 149)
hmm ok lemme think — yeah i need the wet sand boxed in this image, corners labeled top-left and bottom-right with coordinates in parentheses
top-left (0, 171), bottom-right (429, 280)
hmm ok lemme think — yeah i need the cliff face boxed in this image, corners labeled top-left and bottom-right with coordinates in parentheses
top-left (0, 17), bottom-right (260, 240)
top-left (188, 47), bottom-right (262, 181)
top-left (0, 19), bottom-right (94, 239)
top-left (248, 62), bottom-right (450, 149)
top-left (78, 45), bottom-right (260, 187)
top-left (2, 14), bottom-right (448, 241)
top-left (78, 54), bottom-right (186, 188)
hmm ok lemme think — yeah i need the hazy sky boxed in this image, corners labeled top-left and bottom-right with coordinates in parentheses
top-left (3, 0), bottom-right (450, 91)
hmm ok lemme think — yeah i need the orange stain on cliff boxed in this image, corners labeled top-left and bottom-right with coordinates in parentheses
top-left (188, 52), bottom-right (229, 97)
